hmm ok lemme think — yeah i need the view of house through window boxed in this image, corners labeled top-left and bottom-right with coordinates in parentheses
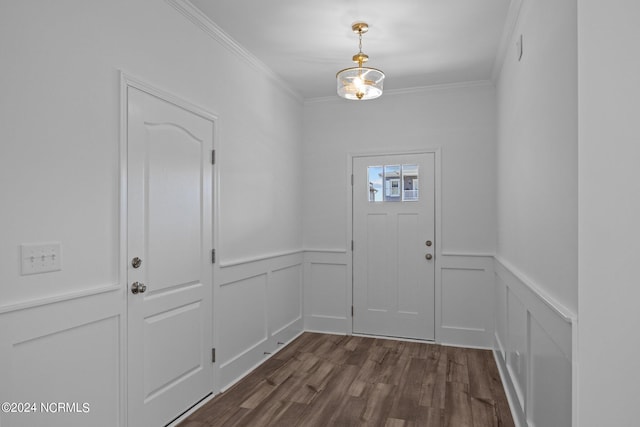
top-left (367, 164), bottom-right (419, 202)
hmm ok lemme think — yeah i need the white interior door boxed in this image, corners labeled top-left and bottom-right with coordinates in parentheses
top-left (127, 86), bottom-right (214, 426)
top-left (353, 153), bottom-right (435, 340)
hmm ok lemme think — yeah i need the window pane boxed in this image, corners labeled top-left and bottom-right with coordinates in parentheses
top-left (367, 163), bottom-right (419, 202)
top-left (384, 165), bottom-right (401, 201)
top-left (402, 164), bottom-right (419, 201)
top-left (367, 166), bottom-right (383, 202)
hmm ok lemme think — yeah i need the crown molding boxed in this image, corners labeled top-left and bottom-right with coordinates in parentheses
top-left (304, 80), bottom-right (495, 105)
top-left (491, 0), bottom-right (526, 83)
top-left (384, 80), bottom-right (494, 96)
top-left (165, 0), bottom-right (303, 104)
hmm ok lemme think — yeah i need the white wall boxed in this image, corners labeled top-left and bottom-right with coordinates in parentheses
top-left (577, 1), bottom-right (640, 425)
top-left (494, 0), bottom-right (577, 426)
top-left (0, 1), bottom-right (303, 425)
top-left (302, 84), bottom-right (497, 346)
top-left (496, 0), bottom-right (578, 315)
top-left (303, 85), bottom-right (497, 254)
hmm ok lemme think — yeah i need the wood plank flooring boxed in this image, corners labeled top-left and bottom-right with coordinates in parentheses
top-left (179, 333), bottom-right (515, 427)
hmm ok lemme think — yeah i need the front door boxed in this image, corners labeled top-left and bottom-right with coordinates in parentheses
top-left (352, 153), bottom-right (435, 340)
top-left (126, 85), bottom-right (214, 426)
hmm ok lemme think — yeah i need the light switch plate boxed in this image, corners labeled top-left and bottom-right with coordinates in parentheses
top-left (21, 242), bottom-right (62, 275)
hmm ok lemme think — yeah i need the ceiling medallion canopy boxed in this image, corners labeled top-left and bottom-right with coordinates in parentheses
top-left (336, 22), bottom-right (385, 101)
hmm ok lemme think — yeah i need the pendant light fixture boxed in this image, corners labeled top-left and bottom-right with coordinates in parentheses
top-left (336, 22), bottom-right (385, 100)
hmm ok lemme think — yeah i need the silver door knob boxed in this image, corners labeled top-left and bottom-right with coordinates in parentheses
top-left (131, 257), bottom-right (142, 268)
top-left (131, 282), bottom-right (147, 294)
top-left (425, 254), bottom-right (433, 260)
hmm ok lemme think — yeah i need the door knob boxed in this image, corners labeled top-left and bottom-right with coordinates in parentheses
top-left (131, 281), bottom-right (147, 294)
top-left (425, 254), bottom-right (433, 260)
top-left (131, 257), bottom-right (142, 268)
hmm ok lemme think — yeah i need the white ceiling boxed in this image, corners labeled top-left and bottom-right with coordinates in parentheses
top-left (189, 0), bottom-right (511, 100)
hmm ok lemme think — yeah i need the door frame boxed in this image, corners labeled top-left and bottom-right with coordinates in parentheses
top-left (119, 72), bottom-right (220, 424)
top-left (347, 148), bottom-right (442, 342)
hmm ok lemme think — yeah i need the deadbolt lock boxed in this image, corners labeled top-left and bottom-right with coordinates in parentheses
top-left (131, 257), bottom-right (142, 268)
top-left (425, 240), bottom-right (432, 247)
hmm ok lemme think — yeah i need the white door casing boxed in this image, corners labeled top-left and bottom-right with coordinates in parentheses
top-left (126, 84), bottom-right (214, 426)
top-left (352, 153), bottom-right (436, 340)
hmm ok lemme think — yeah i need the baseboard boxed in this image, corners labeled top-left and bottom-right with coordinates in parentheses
top-left (493, 348), bottom-right (527, 427)
top-left (219, 329), bottom-right (305, 394)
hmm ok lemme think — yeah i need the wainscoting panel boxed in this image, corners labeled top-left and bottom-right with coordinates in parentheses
top-left (216, 252), bottom-right (304, 390)
top-left (507, 288), bottom-right (527, 411)
top-left (438, 254), bottom-right (494, 348)
top-left (303, 250), bottom-right (351, 334)
top-left (529, 316), bottom-right (572, 427)
top-left (269, 264), bottom-right (302, 336)
top-left (218, 273), bottom-right (269, 367)
top-left (494, 257), bottom-right (575, 427)
top-left (0, 288), bottom-right (123, 427)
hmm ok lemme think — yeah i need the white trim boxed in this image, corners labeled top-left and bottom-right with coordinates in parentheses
top-left (218, 330), bottom-right (304, 392)
top-left (572, 317), bottom-right (579, 427)
top-left (440, 251), bottom-right (496, 257)
top-left (440, 325), bottom-right (485, 333)
top-left (385, 80), bottom-right (494, 97)
top-left (219, 337), bottom-right (269, 369)
top-left (305, 80), bottom-right (494, 104)
top-left (165, 0), bottom-right (302, 103)
top-left (494, 255), bottom-right (576, 323)
top-left (0, 283), bottom-right (120, 314)
top-left (271, 316), bottom-right (303, 337)
top-left (352, 332), bottom-right (436, 345)
top-left (218, 249), bottom-right (303, 268)
top-left (493, 348), bottom-right (526, 427)
top-left (309, 314), bottom-right (348, 321)
top-left (303, 248), bottom-right (348, 254)
top-left (302, 330), bottom-right (347, 337)
top-left (118, 71), bottom-right (129, 427)
top-left (219, 272), bottom-right (266, 288)
top-left (121, 73), bottom-right (219, 123)
top-left (167, 393), bottom-right (217, 427)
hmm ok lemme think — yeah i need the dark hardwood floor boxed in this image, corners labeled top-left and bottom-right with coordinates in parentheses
top-left (179, 333), bottom-right (515, 427)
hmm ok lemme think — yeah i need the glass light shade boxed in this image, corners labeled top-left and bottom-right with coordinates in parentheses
top-left (336, 66), bottom-right (385, 100)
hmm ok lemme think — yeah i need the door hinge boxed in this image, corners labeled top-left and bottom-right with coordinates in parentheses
top-left (211, 150), bottom-right (216, 165)
top-left (211, 348), bottom-right (216, 363)
top-left (351, 305), bottom-right (354, 317)
top-left (351, 240), bottom-right (354, 251)
top-left (351, 174), bottom-right (354, 186)
top-left (211, 249), bottom-right (216, 264)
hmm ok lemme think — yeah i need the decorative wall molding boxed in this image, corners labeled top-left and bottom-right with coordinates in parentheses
top-left (494, 255), bottom-right (574, 427)
top-left (438, 255), bottom-right (495, 348)
top-left (303, 248), bottom-right (348, 254)
top-left (494, 256), bottom-right (576, 323)
top-left (302, 250), bottom-right (351, 334)
top-left (216, 252), bottom-right (304, 389)
top-left (165, 0), bottom-right (302, 103)
top-left (218, 249), bottom-right (304, 268)
top-left (0, 288), bottom-right (125, 426)
top-left (0, 283), bottom-right (120, 314)
top-left (440, 252), bottom-right (496, 258)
